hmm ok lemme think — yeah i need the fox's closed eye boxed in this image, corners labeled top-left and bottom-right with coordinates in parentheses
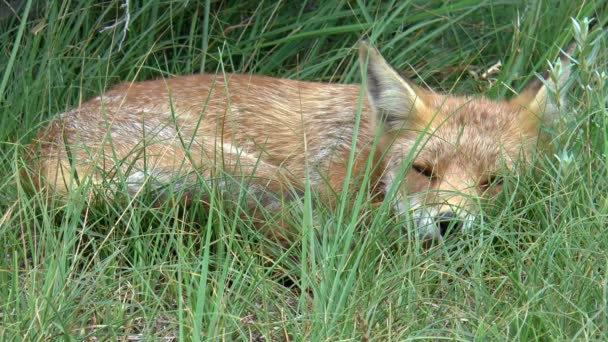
top-left (412, 164), bottom-right (434, 179)
top-left (480, 175), bottom-right (503, 190)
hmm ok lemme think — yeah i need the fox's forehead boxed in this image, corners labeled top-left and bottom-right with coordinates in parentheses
top-left (427, 95), bottom-right (520, 129)
top-left (404, 95), bottom-right (530, 170)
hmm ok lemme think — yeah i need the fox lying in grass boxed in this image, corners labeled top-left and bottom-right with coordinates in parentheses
top-left (27, 41), bottom-right (570, 240)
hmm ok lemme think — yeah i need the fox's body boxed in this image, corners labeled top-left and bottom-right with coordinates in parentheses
top-left (29, 43), bottom-right (569, 239)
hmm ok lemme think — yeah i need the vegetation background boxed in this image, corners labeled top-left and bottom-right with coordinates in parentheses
top-left (1, 0), bottom-right (606, 340)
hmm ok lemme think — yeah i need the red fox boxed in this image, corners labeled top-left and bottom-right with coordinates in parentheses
top-left (27, 41), bottom-right (570, 240)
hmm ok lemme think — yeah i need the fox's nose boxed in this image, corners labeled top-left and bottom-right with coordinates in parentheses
top-left (436, 212), bottom-right (462, 236)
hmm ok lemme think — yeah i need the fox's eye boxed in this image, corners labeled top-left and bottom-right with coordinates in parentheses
top-left (412, 164), bottom-right (434, 179)
top-left (480, 175), bottom-right (503, 190)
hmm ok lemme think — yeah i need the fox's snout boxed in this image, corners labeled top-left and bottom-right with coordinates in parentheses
top-left (407, 176), bottom-right (484, 239)
top-left (411, 202), bottom-right (474, 240)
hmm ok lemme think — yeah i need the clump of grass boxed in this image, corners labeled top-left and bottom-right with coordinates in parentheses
top-left (1, 1), bottom-right (606, 340)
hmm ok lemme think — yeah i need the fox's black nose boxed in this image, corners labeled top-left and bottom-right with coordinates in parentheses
top-left (436, 212), bottom-right (462, 236)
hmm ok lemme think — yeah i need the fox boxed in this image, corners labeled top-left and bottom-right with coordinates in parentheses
top-left (26, 41), bottom-right (570, 240)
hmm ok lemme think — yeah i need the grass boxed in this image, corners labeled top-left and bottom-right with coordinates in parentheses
top-left (1, 0), bottom-right (607, 340)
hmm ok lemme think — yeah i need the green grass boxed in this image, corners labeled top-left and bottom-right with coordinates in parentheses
top-left (1, 0), bottom-right (607, 340)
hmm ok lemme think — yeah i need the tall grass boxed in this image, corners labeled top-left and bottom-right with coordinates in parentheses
top-left (1, 0), bottom-right (606, 340)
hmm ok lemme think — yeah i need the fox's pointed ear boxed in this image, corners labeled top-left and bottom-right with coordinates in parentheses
top-left (512, 47), bottom-right (573, 128)
top-left (359, 41), bottom-right (428, 132)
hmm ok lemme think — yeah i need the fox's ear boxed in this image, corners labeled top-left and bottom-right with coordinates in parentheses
top-left (512, 47), bottom-right (572, 128)
top-left (359, 41), bottom-right (428, 132)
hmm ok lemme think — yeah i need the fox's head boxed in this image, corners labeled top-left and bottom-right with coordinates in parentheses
top-left (359, 41), bottom-right (571, 239)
